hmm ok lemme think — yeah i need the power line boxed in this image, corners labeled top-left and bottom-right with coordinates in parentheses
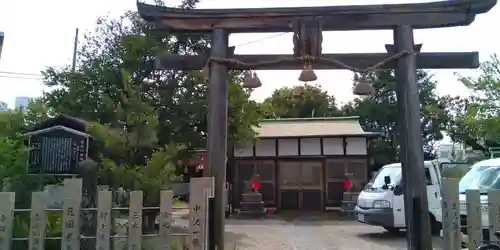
top-left (0, 33), bottom-right (288, 79)
top-left (232, 32), bottom-right (289, 47)
top-left (0, 75), bottom-right (42, 80)
top-left (0, 71), bottom-right (42, 76)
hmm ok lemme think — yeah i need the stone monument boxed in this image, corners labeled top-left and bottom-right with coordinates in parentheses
top-left (239, 174), bottom-right (265, 217)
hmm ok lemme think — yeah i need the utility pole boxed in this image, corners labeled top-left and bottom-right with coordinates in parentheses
top-left (71, 28), bottom-right (79, 72)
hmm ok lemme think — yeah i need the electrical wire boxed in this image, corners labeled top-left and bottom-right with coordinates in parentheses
top-left (231, 32), bottom-right (289, 47)
top-left (0, 75), bottom-right (42, 80)
top-left (0, 32), bottom-right (289, 80)
top-left (0, 71), bottom-right (42, 76)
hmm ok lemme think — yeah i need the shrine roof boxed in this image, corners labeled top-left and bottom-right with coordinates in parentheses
top-left (137, 0), bottom-right (496, 33)
top-left (25, 114), bottom-right (87, 134)
top-left (255, 117), bottom-right (380, 138)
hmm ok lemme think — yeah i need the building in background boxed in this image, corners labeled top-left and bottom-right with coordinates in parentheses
top-left (15, 96), bottom-right (30, 109)
top-left (0, 101), bottom-right (8, 112)
top-left (437, 142), bottom-right (466, 161)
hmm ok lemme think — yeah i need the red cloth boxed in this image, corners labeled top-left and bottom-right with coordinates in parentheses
top-left (252, 179), bottom-right (261, 190)
top-left (344, 179), bottom-right (353, 190)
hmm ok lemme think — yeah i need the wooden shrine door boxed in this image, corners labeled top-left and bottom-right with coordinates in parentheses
top-left (278, 161), bottom-right (323, 210)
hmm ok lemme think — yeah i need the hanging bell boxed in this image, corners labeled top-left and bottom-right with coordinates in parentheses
top-left (242, 71), bottom-right (262, 89)
top-left (251, 72), bottom-right (262, 88)
top-left (298, 63), bottom-right (317, 82)
top-left (353, 78), bottom-right (375, 96)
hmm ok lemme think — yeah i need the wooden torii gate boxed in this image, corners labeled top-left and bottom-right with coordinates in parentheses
top-left (137, 1), bottom-right (497, 249)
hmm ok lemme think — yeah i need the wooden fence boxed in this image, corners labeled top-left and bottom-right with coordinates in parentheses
top-left (441, 178), bottom-right (500, 250)
top-left (0, 177), bottom-right (214, 250)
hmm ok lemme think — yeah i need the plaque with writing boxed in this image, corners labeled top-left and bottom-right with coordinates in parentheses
top-left (27, 126), bottom-right (89, 175)
top-left (188, 177), bottom-right (214, 250)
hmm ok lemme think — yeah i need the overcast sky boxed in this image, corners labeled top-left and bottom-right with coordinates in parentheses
top-left (0, 0), bottom-right (498, 110)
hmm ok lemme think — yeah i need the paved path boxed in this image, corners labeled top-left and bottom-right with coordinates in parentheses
top-left (222, 219), bottom-right (444, 250)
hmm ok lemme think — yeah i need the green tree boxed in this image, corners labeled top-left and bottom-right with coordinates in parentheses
top-left (453, 54), bottom-right (500, 151)
top-left (41, 2), bottom-right (261, 150)
top-left (0, 100), bottom-right (55, 208)
top-left (38, 0), bottom-right (263, 232)
top-left (262, 84), bottom-right (339, 118)
top-left (341, 70), bottom-right (448, 168)
top-left (85, 71), bottom-right (180, 232)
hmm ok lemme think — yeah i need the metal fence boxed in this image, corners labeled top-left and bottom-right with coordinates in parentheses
top-left (0, 177), bottom-right (214, 250)
top-left (441, 178), bottom-right (500, 250)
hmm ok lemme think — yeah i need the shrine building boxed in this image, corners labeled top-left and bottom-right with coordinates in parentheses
top-left (231, 117), bottom-right (378, 211)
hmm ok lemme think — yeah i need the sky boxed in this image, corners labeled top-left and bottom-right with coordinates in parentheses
top-left (0, 0), bottom-right (499, 111)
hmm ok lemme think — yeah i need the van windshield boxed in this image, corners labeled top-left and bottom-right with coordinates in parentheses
top-left (364, 166), bottom-right (401, 192)
top-left (459, 166), bottom-right (500, 194)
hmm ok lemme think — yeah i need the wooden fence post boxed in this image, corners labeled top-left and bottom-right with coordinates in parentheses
top-left (61, 178), bottom-right (83, 250)
top-left (128, 191), bottom-right (143, 250)
top-left (0, 192), bottom-right (15, 250)
top-left (488, 189), bottom-right (500, 241)
top-left (159, 190), bottom-right (173, 250)
top-left (466, 189), bottom-right (482, 250)
top-left (29, 192), bottom-right (48, 250)
top-left (96, 190), bottom-right (112, 250)
top-left (189, 177), bottom-right (214, 250)
top-left (441, 178), bottom-right (461, 250)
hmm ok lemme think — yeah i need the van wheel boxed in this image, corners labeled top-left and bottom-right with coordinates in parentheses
top-left (383, 227), bottom-right (400, 234)
top-left (430, 214), bottom-right (442, 236)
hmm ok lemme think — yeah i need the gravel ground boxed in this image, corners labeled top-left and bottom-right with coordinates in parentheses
top-left (115, 211), bottom-right (445, 249)
top-left (222, 218), bottom-right (444, 250)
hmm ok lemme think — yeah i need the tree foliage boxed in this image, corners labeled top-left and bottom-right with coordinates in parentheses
top-left (42, 5), bottom-right (261, 150)
top-left (0, 100), bottom-right (55, 208)
top-left (35, 0), bottom-right (263, 231)
top-left (451, 54), bottom-right (500, 148)
top-left (262, 84), bottom-right (339, 118)
top-left (341, 70), bottom-right (448, 167)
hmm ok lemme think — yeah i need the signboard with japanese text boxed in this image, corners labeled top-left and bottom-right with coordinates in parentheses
top-left (29, 192), bottom-right (48, 250)
top-left (0, 192), bottom-right (14, 250)
top-left (96, 191), bottom-right (112, 250)
top-left (188, 177), bottom-right (214, 250)
top-left (26, 126), bottom-right (89, 175)
top-left (61, 179), bottom-right (82, 250)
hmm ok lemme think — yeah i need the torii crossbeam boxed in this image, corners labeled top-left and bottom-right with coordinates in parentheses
top-left (137, 1), bottom-right (497, 250)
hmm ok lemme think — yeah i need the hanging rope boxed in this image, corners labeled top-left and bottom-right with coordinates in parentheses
top-left (205, 50), bottom-right (413, 73)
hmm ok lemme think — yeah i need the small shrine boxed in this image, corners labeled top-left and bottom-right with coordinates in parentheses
top-left (232, 117), bottom-right (378, 211)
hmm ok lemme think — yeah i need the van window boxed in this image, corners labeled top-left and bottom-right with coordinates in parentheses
top-left (363, 166), bottom-right (401, 192)
top-left (425, 168), bottom-right (433, 185)
top-left (459, 166), bottom-right (500, 194)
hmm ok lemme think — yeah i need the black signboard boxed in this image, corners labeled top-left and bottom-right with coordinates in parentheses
top-left (27, 126), bottom-right (89, 175)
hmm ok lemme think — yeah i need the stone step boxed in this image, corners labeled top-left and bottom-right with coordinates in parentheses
top-left (238, 210), bottom-right (266, 218)
top-left (240, 201), bottom-right (265, 212)
top-left (241, 193), bottom-right (263, 202)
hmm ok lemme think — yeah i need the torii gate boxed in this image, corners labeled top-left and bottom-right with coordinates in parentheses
top-left (137, 1), bottom-right (497, 249)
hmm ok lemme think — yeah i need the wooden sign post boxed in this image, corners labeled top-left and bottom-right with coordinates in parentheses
top-left (28, 192), bottom-right (48, 250)
top-left (0, 192), bottom-right (15, 250)
top-left (189, 177), bottom-right (214, 250)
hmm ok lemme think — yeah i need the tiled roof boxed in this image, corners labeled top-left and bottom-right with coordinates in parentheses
top-left (255, 117), bottom-right (379, 138)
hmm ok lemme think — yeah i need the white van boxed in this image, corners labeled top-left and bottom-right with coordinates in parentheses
top-left (355, 160), bottom-right (443, 235)
top-left (458, 158), bottom-right (500, 236)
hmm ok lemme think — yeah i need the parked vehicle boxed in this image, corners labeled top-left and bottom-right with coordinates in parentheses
top-left (355, 160), bottom-right (443, 235)
top-left (477, 231), bottom-right (500, 250)
top-left (458, 158), bottom-right (500, 238)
